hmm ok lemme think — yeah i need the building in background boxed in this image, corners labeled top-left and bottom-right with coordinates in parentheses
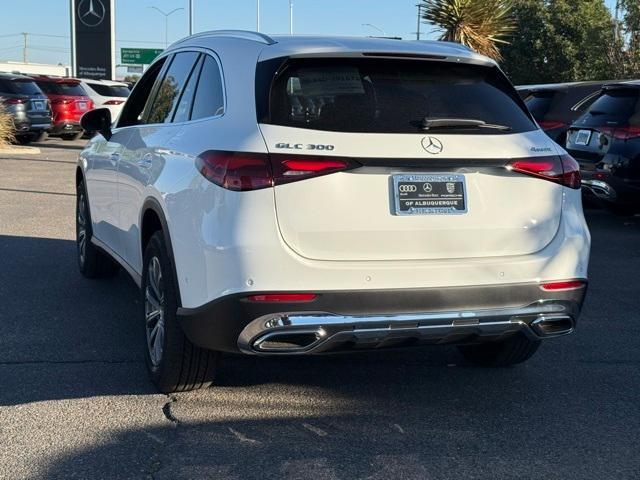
top-left (0, 61), bottom-right (70, 77)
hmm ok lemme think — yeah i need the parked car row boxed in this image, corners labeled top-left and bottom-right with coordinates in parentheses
top-left (0, 72), bottom-right (129, 144)
top-left (518, 80), bottom-right (640, 213)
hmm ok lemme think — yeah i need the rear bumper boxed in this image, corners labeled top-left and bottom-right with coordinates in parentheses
top-left (49, 121), bottom-right (82, 135)
top-left (178, 282), bottom-right (587, 354)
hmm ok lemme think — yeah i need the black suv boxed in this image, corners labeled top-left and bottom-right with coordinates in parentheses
top-left (566, 81), bottom-right (640, 212)
top-left (518, 81), bottom-right (608, 144)
top-left (0, 72), bottom-right (52, 144)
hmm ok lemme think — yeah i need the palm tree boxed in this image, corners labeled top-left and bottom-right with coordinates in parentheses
top-left (420, 0), bottom-right (516, 60)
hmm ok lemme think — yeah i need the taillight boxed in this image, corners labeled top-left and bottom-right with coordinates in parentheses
top-left (540, 280), bottom-right (587, 291)
top-left (507, 154), bottom-right (581, 189)
top-left (195, 151), bottom-right (358, 191)
top-left (600, 125), bottom-right (640, 140)
top-left (51, 98), bottom-right (72, 105)
top-left (247, 293), bottom-right (317, 302)
top-left (537, 120), bottom-right (566, 131)
top-left (103, 99), bottom-right (124, 105)
top-left (5, 97), bottom-right (27, 104)
top-left (195, 151), bottom-right (272, 191)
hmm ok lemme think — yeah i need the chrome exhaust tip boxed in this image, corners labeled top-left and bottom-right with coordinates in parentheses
top-left (530, 315), bottom-right (575, 337)
top-left (253, 329), bottom-right (325, 352)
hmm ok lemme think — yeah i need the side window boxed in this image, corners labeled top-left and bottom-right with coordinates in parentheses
top-left (190, 55), bottom-right (225, 120)
top-left (117, 57), bottom-right (167, 128)
top-left (146, 51), bottom-right (200, 124)
top-left (172, 56), bottom-right (203, 123)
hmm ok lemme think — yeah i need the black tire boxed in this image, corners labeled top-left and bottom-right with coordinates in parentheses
top-left (142, 231), bottom-right (218, 393)
top-left (61, 132), bottom-right (83, 141)
top-left (76, 179), bottom-right (119, 278)
top-left (15, 135), bottom-right (32, 145)
top-left (457, 334), bottom-right (541, 367)
top-left (33, 131), bottom-right (48, 143)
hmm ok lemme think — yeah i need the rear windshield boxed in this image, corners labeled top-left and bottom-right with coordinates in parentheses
top-left (86, 82), bottom-right (130, 97)
top-left (524, 92), bottom-right (554, 120)
top-left (36, 82), bottom-right (86, 96)
top-left (0, 79), bottom-right (42, 95)
top-left (262, 58), bottom-right (535, 134)
top-left (580, 88), bottom-right (640, 127)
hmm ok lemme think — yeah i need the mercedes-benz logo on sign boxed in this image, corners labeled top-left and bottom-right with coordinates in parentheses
top-left (422, 136), bottom-right (443, 155)
top-left (78, 0), bottom-right (106, 27)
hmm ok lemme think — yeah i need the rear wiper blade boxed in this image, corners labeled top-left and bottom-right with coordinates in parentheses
top-left (420, 117), bottom-right (512, 132)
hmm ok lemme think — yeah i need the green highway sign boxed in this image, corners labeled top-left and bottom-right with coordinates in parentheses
top-left (121, 48), bottom-right (163, 65)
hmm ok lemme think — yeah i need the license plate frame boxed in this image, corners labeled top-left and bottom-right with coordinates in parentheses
top-left (32, 101), bottom-right (44, 111)
top-left (392, 173), bottom-right (468, 216)
top-left (575, 129), bottom-right (592, 146)
top-left (77, 101), bottom-right (87, 110)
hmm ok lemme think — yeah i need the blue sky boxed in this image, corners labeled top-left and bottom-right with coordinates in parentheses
top-left (0, 0), bottom-right (619, 66)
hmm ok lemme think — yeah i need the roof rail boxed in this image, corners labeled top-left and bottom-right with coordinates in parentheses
top-left (172, 30), bottom-right (277, 47)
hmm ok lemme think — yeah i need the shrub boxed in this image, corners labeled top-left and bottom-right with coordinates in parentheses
top-left (0, 100), bottom-right (16, 146)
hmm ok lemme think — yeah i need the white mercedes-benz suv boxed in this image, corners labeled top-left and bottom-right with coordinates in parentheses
top-left (77, 31), bottom-right (590, 392)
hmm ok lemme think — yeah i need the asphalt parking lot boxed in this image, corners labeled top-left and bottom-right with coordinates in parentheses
top-left (1, 139), bottom-right (639, 480)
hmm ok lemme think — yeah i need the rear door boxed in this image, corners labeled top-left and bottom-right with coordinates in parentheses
top-left (566, 87), bottom-right (640, 169)
top-left (258, 57), bottom-right (563, 261)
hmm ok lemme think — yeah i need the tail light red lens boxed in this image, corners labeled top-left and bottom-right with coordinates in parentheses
top-left (196, 151), bottom-right (272, 191)
top-left (247, 293), bottom-right (317, 302)
top-left (600, 125), bottom-right (640, 140)
top-left (195, 151), bottom-right (358, 191)
top-left (537, 120), bottom-right (566, 131)
top-left (5, 97), bottom-right (27, 104)
top-left (540, 280), bottom-right (587, 291)
top-left (508, 154), bottom-right (581, 189)
top-left (51, 98), bottom-right (72, 105)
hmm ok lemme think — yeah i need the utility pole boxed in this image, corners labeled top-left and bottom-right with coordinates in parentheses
top-left (289, 0), bottom-right (293, 35)
top-left (188, 0), bottom-right (194, 35)
top-left (416, 4), bottom-right (423, 40)
top-left (257, 0), bottom-right (260, 32)
top-left (22, 32), bottom-right (28, 63)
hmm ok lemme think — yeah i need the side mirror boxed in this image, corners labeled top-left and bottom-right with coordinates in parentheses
top-left (81, 108), bottom-right (112, 140)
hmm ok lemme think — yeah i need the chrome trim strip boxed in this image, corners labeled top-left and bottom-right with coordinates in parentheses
top-left (238, 301), bottom-right (577, 355)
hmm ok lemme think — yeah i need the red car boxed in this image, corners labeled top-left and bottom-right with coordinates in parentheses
top-left (31, 76), bottom-right (93, 140)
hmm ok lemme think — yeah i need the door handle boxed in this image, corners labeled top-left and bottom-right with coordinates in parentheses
top-left (109, 153), bottom-right (120, 165)
top-left (137, 154), bottom-right (153, 169)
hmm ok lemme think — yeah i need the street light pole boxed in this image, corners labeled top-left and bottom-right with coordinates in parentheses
top-left (416, 4), bottom-right (423, 40)
top-left (257, 0), bottom-right (260, 32)
top-left (362, 23), bottom-right (386, 37)
top-left (188, 0), bottom-right (194, 35)
top-left (148, 6), bottom-right (184, 48)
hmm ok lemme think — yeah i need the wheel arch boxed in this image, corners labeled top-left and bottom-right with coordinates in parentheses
top-left (140, 197), bottom-right (183, 307)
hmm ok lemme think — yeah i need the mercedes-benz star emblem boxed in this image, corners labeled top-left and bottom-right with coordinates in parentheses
top-left (422, 136), bottom-right (443, 155)
top-left (78, 0), bottom-right (106, 27)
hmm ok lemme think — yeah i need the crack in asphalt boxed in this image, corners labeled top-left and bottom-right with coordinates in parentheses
top-left (162, 396), bottom-right (179, 424)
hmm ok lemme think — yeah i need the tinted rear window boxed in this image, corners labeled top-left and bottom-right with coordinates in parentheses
top-left (86, 82), bottom-right (130, 97)
top-left (0, 79), bottom-right (42, 95)
top-left (263, 58), bottom-right (535, 134)
top-left (525, 92), bottom-right (554, 120)
top-left (580, 89), bottom-right (640, 127)
top-left (37, 82), bottom-right (86, 96)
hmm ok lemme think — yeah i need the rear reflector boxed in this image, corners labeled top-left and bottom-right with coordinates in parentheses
top-left (508, 154), bottom-right (581, 189)
top-left (195, 150), bottom-right (358, 191)
top-left (247, 293), bottom-right (317, 302)
top-left (540, 280), bottom-right (586, 291)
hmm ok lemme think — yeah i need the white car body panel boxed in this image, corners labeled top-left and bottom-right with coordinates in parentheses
top-left (79, 33), bottom-right (590, 313)
top-left (79, 79), bottom-right (129, 121)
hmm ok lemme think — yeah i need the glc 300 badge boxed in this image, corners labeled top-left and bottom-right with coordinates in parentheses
top-left (422, 136), bottom-right (443, 154)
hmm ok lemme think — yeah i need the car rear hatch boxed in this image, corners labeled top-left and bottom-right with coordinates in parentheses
top-left (566, 85), bottom-right (640, 170)
top-left (5, 78), bottom-right (51, 125)
top-left (254, 56), bottom-right (568, 261)
top-left (36, 80), bottom-right (91, 122)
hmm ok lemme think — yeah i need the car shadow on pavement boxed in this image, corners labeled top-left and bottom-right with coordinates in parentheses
top-left (32, 141), bottom-right (86, 151)
top-left (0, 234), bottom-right (156, 406)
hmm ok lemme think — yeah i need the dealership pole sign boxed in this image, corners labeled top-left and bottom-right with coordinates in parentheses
top-left (70, 0), bottom-right (115, 80)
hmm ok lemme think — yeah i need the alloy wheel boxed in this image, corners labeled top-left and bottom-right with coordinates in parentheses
top-left (145, 256), bottom-right (165, 367)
